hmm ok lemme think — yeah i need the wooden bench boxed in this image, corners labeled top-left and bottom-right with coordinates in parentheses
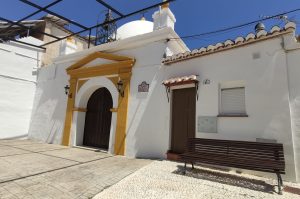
top-left (179, 138), bottom-right (285, 194)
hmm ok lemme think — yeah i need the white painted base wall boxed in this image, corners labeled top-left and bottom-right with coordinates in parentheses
top-left (0, 37), bottom-right (43, 139)
top-left (0, 78), bottom-right (36, 139)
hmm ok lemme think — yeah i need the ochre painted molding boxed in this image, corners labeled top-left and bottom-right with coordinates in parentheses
top-left (92, 52), bottom-right (134, 62)
top-left (67, 51), bottom-right (134, 71)
top-left (62, 51), bottom-right (135, 156)
top-left (110, 108), bottom-right (118, 112)
top-left (73, 107), bottom-right (87, 112)
top-left (114, 74), bottom-right (131, 155)
top-left (108, 76), bottom-right (119, 87)
top-left (77, 79), bottom-right (88, 92)
top-left (62, 78), bottom-right (77, 146)
top-left (67, 60), bottom-right (134, 78)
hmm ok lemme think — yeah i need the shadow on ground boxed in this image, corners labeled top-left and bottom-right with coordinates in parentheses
top-left (173, 165), bottom-right (276, 194)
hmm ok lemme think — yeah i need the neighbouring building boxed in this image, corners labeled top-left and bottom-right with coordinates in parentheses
top-left (0, 15), bottom-right (90, 139)
top-left (37, 15), bottom-right (91, 66)
top-left (2, 4), bottom-right (300, 182)
top-left (0, 37), bottom-right (43, 139)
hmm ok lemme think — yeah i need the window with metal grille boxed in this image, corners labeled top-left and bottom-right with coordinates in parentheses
top-left (220, 87), bottom-right (246, 115)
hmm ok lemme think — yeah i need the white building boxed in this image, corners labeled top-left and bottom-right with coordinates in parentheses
top-left (0, 16), bottom-right (91, 140)
top-left (0, 37), bottom-right (43, 139)
top-left (2, 4), bottom-right (300, 182)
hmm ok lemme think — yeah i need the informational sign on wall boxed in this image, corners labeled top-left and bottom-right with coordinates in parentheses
top-left (197, 116), bottom-right (217, 133)
top-left (138, 81), bottom-right (149, 92)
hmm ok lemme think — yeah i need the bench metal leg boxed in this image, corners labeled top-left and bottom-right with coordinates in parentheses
top-left (183, 162), bottom-right (187, 175)
top-left (276, 173), bottom-right (283, 195)
top-left (279, 175), bottom-right (283, 186)
top-left (192, 162), bottom-right (194, 170)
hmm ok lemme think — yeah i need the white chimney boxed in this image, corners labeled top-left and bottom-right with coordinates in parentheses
top-left (152, 1), bottom-right (176, 30)
top-left (60, 37), bottom-right (77, 55)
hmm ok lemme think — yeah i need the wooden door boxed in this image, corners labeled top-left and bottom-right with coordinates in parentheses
top-left (171, 87), bottom-right (196, 154)
top-left (83, 88), bottom-right (113, 149)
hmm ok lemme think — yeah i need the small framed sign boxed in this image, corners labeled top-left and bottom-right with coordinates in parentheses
top-left (138, 81), bottom-right (149, 92)
top-left (197, 116), bottom-right (217, 133)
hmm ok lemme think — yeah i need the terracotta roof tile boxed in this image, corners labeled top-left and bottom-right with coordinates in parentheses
top-left (224, 39), bottom-right (234, 46)
top-left (162, 75), bottom-right (198, 86)
top-left (162, 22), bottom-right (297, 65)
top-left (245, 33), bottom-right (256, 41)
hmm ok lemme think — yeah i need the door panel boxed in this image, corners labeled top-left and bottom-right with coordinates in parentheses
top-left (171, 88), bottom-right (196, 153)
top-left (83, 87), bottom-right (113, 149)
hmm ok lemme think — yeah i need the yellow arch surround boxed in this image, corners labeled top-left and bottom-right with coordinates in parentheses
top-left (62, 51), bottom-right (135, 155)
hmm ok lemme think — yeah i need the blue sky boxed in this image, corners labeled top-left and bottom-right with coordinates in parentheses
top-left (1, 0), bottom-right (300, 49)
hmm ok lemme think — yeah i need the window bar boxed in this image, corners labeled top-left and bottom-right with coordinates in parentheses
top-left (88, 28), bottom-right (92, 48)
top-left (19, 0), bottom-right (89, 30)
top-left (40, 0), bottom-right (176, 47)
top-left (95, 0), bottom-right (124, 17)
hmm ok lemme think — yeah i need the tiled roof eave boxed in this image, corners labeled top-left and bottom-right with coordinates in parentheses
top-left (162, 28), bottom-right (295, 65)
top-left (162, 75), bottom-right (198, 87)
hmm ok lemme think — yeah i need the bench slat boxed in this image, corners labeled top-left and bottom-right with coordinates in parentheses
top-left (181, 152), bottom-right (285, 164)
top-left (187, 149), bottom-right (284, 159)
top-left (180, 138), bottom-right (285, 174)
top-left (180, 157), bottom-right (285, 174)
top-left (182, 151), bottom-right (284, 161)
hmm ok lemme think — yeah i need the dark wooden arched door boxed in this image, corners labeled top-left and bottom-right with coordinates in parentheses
top-left (83, 87), bottom-right (113, 149)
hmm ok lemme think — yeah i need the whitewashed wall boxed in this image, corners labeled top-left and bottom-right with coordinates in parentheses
top-left (126, 34), bottom-right (299, 182)
top-left (27, 28), bottom-right (300, 182)
top-left (159, 36), bottom-right (297, 182)
top-left (286, 48), bottom-right (300, 182)
top-left (0, 37), bottom-right (43, 139)
top-left (28, 62), bottom-right (68, 143)
top-left (124, 43), bottom-right (170, 159)
top-left (28, 38), bottom-right (170, 146)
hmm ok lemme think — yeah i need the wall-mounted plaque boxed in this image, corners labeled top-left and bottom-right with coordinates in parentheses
top-left (138, 81), bottom-right (149, 92)
top-left (197, 116), bottom-right (217, 133)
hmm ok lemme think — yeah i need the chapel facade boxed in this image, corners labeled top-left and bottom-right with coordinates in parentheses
top-left (2, 4), bottom-right (300, 182)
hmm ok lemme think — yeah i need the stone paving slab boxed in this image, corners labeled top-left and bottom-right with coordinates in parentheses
top-left (0, 139), bottom-right (152, 198)
top-left (10, 143), bottom-right (68, 153)
top-left (0, 157), bottom-right (151, 199)
top-left (0, 153), bottom-right (78, 183)
top-left (0, 139), bottom-right (42, 146)
top-left (0, 146), bottom-right (30, 157)
top-left (40, 147), bottom-right (111, 163)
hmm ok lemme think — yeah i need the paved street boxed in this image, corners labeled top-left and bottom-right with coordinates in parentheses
top-left (0, 139), bottom-right (151, 199)
top-left (95, 161), bottom-right (300, 199)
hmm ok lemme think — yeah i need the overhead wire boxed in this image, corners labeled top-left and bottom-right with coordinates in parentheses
top-left (169, 8), bottom-right (300, 41)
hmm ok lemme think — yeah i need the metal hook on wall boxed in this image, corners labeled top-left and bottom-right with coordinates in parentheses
top-left (164, 85), bottom-right (171, 103)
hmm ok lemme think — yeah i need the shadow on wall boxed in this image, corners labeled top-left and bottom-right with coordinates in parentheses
top-left (125, 67), bottom-right (170, 159)
top-left (262, 94), bottom-right (296, 181)
top-left (28, 78), bottom-right (67, 144)
top-left (263, 94), bottom-right (292, 142)
top-left (290, 96), bottom-right (300, 182)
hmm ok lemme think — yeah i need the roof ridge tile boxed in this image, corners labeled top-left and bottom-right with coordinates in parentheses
top-left (162, 22), bottom-right (296, 64)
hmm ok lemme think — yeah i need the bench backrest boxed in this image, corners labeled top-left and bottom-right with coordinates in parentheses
top-left (186, 138), bottom-right (285, 173)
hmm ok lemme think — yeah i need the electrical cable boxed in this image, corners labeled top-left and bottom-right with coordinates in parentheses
top-left (169, 8), bottom-right (300, 41)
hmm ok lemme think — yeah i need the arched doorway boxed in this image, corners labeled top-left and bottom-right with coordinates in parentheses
top-left (83, 87), bottom-right (113, 149)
